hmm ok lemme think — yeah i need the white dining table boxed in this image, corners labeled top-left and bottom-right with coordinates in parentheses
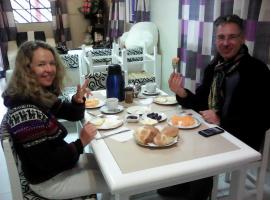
top-left (87, 90), bottom-right (261, 200)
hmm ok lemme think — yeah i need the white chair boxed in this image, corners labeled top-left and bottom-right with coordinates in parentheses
top-left (113, 43), bottom-right (161, 88)
top-left (80, 45), bottom-right (114, 80)
top-left (80, 45), bottom-right (114, 90)
top-left (0, 116), bottom-right (95, 200)
top-left (80, 22), bottom-right (162, 89)
top-left (212, 129), bottom-right (270, 200)
top-left (116, 22), bottom-right (161, 87)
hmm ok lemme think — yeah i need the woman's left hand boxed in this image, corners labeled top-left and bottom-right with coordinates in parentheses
top-left (73, 79), bottom-right (91, 104)
top-left (199, 109), bottom-right (220, 125)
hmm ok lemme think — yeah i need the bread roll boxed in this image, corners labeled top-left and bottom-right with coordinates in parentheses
top-left (161, 126), bottom-right (179, 137)
top-left (153, 133), bottom-right (175, 146)
top-left (135, 126), bottom-right (159, 144)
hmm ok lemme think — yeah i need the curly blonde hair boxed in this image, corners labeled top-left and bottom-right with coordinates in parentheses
top-left (3, 40), bottom-right (66, 108)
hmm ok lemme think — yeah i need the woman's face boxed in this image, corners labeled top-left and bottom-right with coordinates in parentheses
top-left (30, 48), bottom-right (56, 87)
top-left (215, 23), bottom-right (245, 60)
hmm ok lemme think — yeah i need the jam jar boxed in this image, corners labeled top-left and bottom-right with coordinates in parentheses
top-left (124, 87), bottom-right (134, 103)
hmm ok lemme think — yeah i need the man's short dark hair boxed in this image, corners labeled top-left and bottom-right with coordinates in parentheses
top-left (214, 14), bottom-right (244, 33)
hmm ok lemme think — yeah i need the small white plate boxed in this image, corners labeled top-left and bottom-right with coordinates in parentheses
top-left (168, 116), bottom-right (201, 129)
top-left (85, 98), bottom-right (105, 109)
top-left (134, 135), bottom-right (179, 148)
top-left (142, 90), bottom-right (160, 96)
top-left (100, 105), bottom-right (124, 114)
top-left (90, 116), bottom-right (123, 130)
top-left (139, 118), bottom-right (159, 125)
top-left (125, 114), bottom-right (140, 123)
top-left (140, 112), bottom-right (167, 125)
top-left (153, 96), bottom-right (177, 105)
top-left (126, 106), bottom-right (151, 115)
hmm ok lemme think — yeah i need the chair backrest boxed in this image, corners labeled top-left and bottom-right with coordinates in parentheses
top-left (82, 46), bottom-right (113, 74)
top-left (1, 117), bottom-right (24, 200)
top-left (242, 128), bottom-right (270, 200)
top-left (123, 22), bottom-right (158, 55)
top-left (212, 128), bottom-right (270, 200)
top-left (113, 42), bottom-right (161, 87)
top-left (1, 116), bottom-right (94, 200)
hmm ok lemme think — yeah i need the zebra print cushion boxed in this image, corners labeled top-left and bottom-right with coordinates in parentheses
top-left (128, 71), bottom-right (155, 85)
top-left (60, 86), bottom-right (78, 102)
top-left (82, 71), bottom-right (155, 91)
top-left (85, 72), bottom-right (107, 91)
top-left (86, 49), bottom-right (112, 64)
top-left (61, 54), bottom-right (79, 68)
top-left (119, 47), bottom-right (143, 62)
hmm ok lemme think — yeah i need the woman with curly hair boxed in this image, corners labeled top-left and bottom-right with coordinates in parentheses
top-left (1, 40), bottom-right (110, 199)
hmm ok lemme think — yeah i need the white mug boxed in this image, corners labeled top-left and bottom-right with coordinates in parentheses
top-left (145, 82), bottom-right (157, 93)
top-left (106, 98), bottom-right (119, 111)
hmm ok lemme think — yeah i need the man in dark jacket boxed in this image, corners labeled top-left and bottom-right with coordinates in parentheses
top-left (158, 14), bottom-right (270, 200)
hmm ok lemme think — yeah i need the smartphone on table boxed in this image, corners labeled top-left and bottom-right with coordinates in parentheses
top-left (198, 127), bottom-right (224, 137)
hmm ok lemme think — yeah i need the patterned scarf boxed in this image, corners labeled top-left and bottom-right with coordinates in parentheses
top-left (208, 45), bottom-right (248, 111)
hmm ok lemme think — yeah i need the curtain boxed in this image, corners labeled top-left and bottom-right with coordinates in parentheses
top-left (107, 0), bottom-right (126, 42)
top-left (134, 0), bottom-right (150, 22)
top-left (50, 0), bottom-right (72, 48)
top-left (0, 0), bottom-right (16, 71)
top-left (178, 0), bottom-right (270, 92)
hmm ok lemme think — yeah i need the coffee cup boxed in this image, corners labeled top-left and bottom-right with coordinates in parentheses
top-left (106, 98), bottom-right (119, 111)
top-left (145, 82), bottom-right (157, 93)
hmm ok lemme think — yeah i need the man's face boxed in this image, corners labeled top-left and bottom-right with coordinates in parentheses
top-left (215, 23), bottom-right (245, 60)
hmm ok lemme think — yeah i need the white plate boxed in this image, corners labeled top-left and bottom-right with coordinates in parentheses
top-left (140, 112), bottom-right (167, 124)
top-left (168, 116), bottom-right (201, 129)
top-left (89, 116), bottom-right (123, 130)
top-left (142, 90), bottom-right (160, 96)
top-left (153, 96), bottom-right (177, 105)
top-left (134, 136), bottom-right (179, 148)
top-left (126, 106), bottom-right (151, 115)
top-left (139, 118), bottom-right (158, 125)
top-left (100, 105), bottom-right (124, 114)
top-left (85, 98), bottom-right (105, 109)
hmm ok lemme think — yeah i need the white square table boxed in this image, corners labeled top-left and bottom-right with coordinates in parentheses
top-left (87, 90), bottom-right (261, 200)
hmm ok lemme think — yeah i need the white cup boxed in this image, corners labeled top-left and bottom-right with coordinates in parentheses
top-left (106, 98), bottom-right (119, 111)
top-left (145, 82), bottom-right (157, 93)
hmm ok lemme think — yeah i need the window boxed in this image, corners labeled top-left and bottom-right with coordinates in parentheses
top-left (10, 0), bottom-right (52, 23)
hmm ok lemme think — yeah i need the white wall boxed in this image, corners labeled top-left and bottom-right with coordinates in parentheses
top-left (150, 0), bottom-right (179, 94)
top-left (67, 0), bottom-right (89, 48)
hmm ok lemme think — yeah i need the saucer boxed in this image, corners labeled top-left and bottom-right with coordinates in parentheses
top-left (142, 90), bottom-right (160, 96)
top-left (126, 106), bottom-right (151, 115)
top-left (100, 105), bottom-right (124, 114)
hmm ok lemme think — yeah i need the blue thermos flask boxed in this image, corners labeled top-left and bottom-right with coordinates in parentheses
top-left (106, 64), bottom-right (125, 101)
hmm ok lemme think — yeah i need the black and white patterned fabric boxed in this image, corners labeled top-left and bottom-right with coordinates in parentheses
top-left (0, 116), bottom-right (97, 200)
top-left (128, 71), bottom-right (155, 85)
top-left (119, 47), bottom-right (143, 62)
top-left (60, 86), bottom-right (78, 102)
top-left (82, 71), bottom-right (155, 91)
top-left (86, 49), bottom-right (112, 64)
top-left (85, 72), bottom-right (107, 91)
top-left (60, 54), bottom-right (79, 68)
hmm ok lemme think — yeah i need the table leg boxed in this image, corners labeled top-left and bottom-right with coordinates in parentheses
top-left (230, 168), bottom-right (246, 200)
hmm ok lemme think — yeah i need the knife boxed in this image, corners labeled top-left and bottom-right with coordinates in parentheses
top-left (95, 129), bottom-right (131, 140)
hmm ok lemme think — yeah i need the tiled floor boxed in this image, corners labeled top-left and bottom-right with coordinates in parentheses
top-left (0, 77), bottom-right (270, 200)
